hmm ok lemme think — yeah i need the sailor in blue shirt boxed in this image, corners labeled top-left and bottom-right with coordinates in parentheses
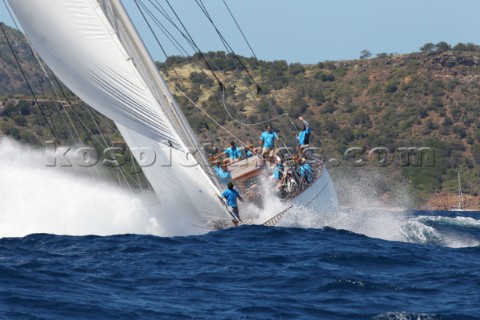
top-left (217, 163), bottom-right (232, 184)
top-left (296, 116), bottom-right (311, 147)
top-left (273, 160), bottom-right (284, 181)
top-left (260, 125), bottom-right (278, 160)
top-left (297, 159), bottom-right (313, 183)
top-left (220, 182), bottom-right (244, 226)
top-left (224, 141), bottom-right (242, 161)
top-left (245, 145), bottom-right (255, 158)
top-left (213, 160), bottom-right (222, 176)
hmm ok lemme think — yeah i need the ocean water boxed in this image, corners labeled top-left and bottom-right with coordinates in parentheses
top-left (1, 210), bottom-right (480, 320)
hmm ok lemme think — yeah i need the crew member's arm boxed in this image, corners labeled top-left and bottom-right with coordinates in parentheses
top-left (299, 116), bottom-right (309, 129)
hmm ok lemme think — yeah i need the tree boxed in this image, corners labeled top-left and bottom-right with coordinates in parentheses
top-left (18, 100), bottom-right (31, 115)
top-left (435, 42), bottom-right (451, 53)
top-left (452, 42), bottom-right (467, 52)
top-left (360, 50), bottom-right (372, 59)
top-left (420, 43), bottom-right (435, 52)
top-left (288, 63), bottom-right (305, 76)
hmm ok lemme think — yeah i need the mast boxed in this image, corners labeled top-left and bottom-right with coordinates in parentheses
top-left (105, 0), bottom-right (218, 185)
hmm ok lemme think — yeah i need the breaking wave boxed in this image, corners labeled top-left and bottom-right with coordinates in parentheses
top-left (0, 138), bottom-right (201, 237)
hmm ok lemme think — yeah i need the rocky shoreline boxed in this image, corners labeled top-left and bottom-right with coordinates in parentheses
top-left (419, 192), bottom-right (480, 211)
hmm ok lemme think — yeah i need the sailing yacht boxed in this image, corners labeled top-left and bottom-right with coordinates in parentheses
top-left (450, 172), bottom-right (470, 212)
top-left (6, 0), bottom-right (339, 228)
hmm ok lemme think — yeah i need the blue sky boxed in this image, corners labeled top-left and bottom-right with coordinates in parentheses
top-left (2, 0), bottom-right (480, 64)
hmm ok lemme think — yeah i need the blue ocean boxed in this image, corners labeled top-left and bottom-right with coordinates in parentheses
top-left (1, 209), bottom-right (480, 320)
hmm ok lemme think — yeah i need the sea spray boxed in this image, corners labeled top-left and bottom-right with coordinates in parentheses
top-left (0, 138), bottom-right (202, 237)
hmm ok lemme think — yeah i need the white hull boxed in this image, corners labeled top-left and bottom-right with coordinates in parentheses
top-left (290, 167), bottom-right (339, 213)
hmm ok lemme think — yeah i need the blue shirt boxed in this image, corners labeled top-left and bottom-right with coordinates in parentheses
top-left (261, 131), bottom-right (278, 148)
top-left (224, 146), bottom-right (242, 159)
top-left (246, 150), bottom-right (253, 158)
top-left (273, 162), bottom-right (284, 181)
top-left (298, 163), bottom-right (313, 183)
top-left (213, 165), bottom-right (222, 175)
top-left (222, 189), bottom-right (240, 207)
top-left (217, 169), bottom-right (231, 184)
top-left (298, 127), bottom-right (311, 146)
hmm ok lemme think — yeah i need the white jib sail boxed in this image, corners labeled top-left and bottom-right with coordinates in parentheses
top-left (7, 0), bottom-right (229, 223)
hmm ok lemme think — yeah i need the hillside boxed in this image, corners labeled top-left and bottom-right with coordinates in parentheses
top-left (0, 24), bottom-right (51, 95)
top-left (158, 50), bottom-right (480, 207)
top-left (1, 28), bottom-right (480, 208)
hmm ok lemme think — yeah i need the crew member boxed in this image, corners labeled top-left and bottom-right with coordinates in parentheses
top-left (273, 157), bottom-right (284, 182)
top-left (246, 145), bottom-right (255, 158)
top-left (217, 163), bottom-right (232, 185)
top-left (294, 116), bottom-right (311, 150)
top-left (297, 158), bottom-right (313, 183)
top-left (220, 182), bottom-right (244, 226)
top-left (213, 160), bottom-right (222, 176)
top-left (260, 125), bottom-right (278, 161)
top-left (224, 141), bottom-right (242, 161)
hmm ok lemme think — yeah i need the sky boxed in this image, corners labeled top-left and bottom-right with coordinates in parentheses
top-left (2, 0), bottom-right (480, 64)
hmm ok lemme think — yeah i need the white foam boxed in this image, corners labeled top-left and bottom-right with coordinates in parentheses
top-left (0, 138), bottom-right (201, 238)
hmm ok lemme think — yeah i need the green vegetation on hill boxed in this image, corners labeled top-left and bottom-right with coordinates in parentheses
top-left (1, 32), bottom-right (480, 205)
top-left (0, 24), bottom-right (52, 95)
top-left (157, 48), bottom-right (480, 202)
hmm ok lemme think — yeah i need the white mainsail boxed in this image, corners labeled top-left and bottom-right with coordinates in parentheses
top-left (7, 0), bottom-right (229, 224)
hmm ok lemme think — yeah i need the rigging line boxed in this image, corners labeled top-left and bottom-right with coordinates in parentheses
top-left (49, 75), bottom-right (139, 189)
top-left (128, 151), bottom-right (153, 193)
top-left (303, 178), bottom-right (329, 208)
top-left (163, 0), bottom-right (225, 88)
top-left (148, 0), bottom-right (189, 39)
top-left (136, 0), bottom-right (180, 57)
top-left (143, 0), bottom-right (216, 83)
top-left (87, 107), bottom-right (120, 134)
top-left (67, 103), bottom-right (142, 189)
top-left (20, 31), bottom-right (80, 145)
top-left (221, 91), bottom-right (288, 126)
top-left (174, 0), bottom-right (259, 112)
top-left (2, 0), bottom-right (17, 28)
top-left (148, 0), bottom-right (209, 54)
top-left (135, 0), bottom-right (186, 88)
top-left (147, 0), bottom-right (246, 102)
top-left (142, 0), bottom-right (230, 94)
top-left (166, 75), bottom-right (249, 148)
top-left (31, 53), bottom-right (83, 145)
top-left (199, 0), bottom-right (293, 136)
top-left (0, 22), bottom-right (61, 145)
top-left (193, 0), bottom-right (265, 114)
top-left (141, 0), bottom-right (190, 56)
top-left (194, 0), bottom-right (231, 53)
top-left (218, 0), bottom-right (272, 119)
top-left (194, 0), bottom-right (260, 90)
top-left (222, 0), bottom-right (257, 59)
top-left (9, 0), bottom-right (85, 148)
